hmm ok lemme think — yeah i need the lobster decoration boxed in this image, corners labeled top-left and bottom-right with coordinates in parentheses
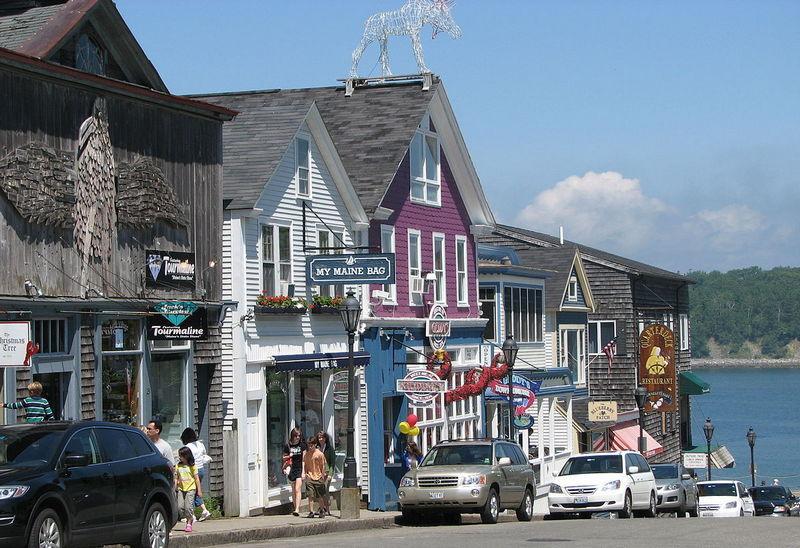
top-left (426, 349), bottom-right (509, 405)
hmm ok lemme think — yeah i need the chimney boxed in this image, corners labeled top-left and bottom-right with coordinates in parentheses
top-left (559, 226), bottom-right (564, 245)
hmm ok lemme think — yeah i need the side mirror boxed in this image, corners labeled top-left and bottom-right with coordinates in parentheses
top-left (497, 457), bottom-right (512, 467)
top-left (628, 466), bottom-right (639, 474)
top-left (63, 454), bottom-right (90, 468)
top-left (681, 473), bottom-right (691, 480)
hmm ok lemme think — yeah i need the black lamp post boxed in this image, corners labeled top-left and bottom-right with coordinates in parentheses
top-left (747, 427), bottom-right (756, 488)
top-left (502, 334), bottom-right (519, 439)
top-left (338, 290), bottom-right (362, 491)
top-left (634, 386), bottom-right (648, 454)
top-left (703, 417), bottom-right (714, 481)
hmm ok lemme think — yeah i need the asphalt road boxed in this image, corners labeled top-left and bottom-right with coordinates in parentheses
top-left (215, 515), bottom-right (800, 548)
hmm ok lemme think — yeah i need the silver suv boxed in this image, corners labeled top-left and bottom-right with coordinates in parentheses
top-left (398, 439), bottom-right (536, 524)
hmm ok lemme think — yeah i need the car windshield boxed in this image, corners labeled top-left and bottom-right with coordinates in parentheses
top-left (421, 445), bottom-right (492, 466)
top-left (0, 429), bottom-right (64, 468)
top-left (749, 487), bottom-right (786, 501)
top-left (652, 464), bottom-right (678, 479)
top-left (560, 455), bottom-right (623, 475)
top-left (698, 483), bottom-right (737, 497)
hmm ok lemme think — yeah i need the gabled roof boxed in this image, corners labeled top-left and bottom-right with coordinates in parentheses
top-left (477, 244), bottom-right (554, 279)
top-left (491, 224), bottom-right (693, 284)
top-left (514, 246), bottom-right (594, 311)
top-left (0, 0), bottom-right (167, 91)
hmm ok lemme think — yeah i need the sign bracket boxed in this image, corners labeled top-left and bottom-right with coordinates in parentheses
top-left (302, 201), bottom-right (375, 253)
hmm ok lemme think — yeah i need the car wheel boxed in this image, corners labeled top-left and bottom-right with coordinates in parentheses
top-left (481, 489), bottom-right (500, 524)
top-left (645, 492), bottom-right (657, 518)
top-left (618, 491), bottom-right (633, 518)
top-left (133, 502), bottom-right (169, 548)
top-left (739, 508), bottom-right (744, 517)
top-left (516, 488), bottom-right (534, 522)
top-left (28, 508), bottom-right (63, 548)
top-left (401, 507), bottom-right (419, 525)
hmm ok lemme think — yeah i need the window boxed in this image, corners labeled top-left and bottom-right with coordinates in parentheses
top-left (95, 428), bottom-right (134, 462)
top-left (635, 454), bottom-right (650, 472)
top-left (679, 314), bottom-right (689, 351)
top-left (62, 429), bottom-right (101, 465)
top-left (124, 431), bottom-right (155, 457)
top-left (588, 320), bottom-right (616, 354)
top-left (381, 225), bottom-right (396, 303)
top-left (101, 319), bottom-right (140, 352)
top-left (316, 228), bottom-right (345, 298)
top-left (480, 287), bottom-right (497, 341)
top-left (455, 236), bottom-right (468, 305)
top-left (76, 34), bottom-right (104, 75)
top-left (560, 327), bottom-right (585, 383)
top-left (149, 353), bottom-right (187, 449)
top-left (408, 229), bottom-right (422, 306)
top-left (502, 286), bottom-right (543, 342)
top-left (295, 137), bottom-right (310, 197)
top-left (432, 233), bottom-right (446, 303)
top-left (32, 319), bottom-right (69, 354)
top-left (262, 224), bottom-right (292, 296)
top-left (567, 276), bottom-right (578, 302)
top-left (409, 117), bottom-right (441, 206)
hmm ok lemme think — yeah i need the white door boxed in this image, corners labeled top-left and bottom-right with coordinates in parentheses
top-left (246, 400), bottom-right (263, 510)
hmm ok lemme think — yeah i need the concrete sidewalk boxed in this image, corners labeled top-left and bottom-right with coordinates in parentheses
top-left (167, 511), bottom-right (402, 548)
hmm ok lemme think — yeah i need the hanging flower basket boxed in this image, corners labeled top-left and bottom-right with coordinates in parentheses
top-left (254, 305), bottom-right (307, 315)
top-left (309, 295), bottom-right (343, 315)
top-left (309, 305), bottom-right (339, 315)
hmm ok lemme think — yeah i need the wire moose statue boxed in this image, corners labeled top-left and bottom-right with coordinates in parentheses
top-left (350, 0), bottom-right (462, 78)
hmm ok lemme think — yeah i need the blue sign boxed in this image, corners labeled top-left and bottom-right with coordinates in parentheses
top-left (273, 351), bottom-right (370, 372)
top-left (484, 373), bottom-right (542, 415)
top-left (513, 415), bottom-right (535, 430)
top-left (306, 253), bottom-right (395, 284)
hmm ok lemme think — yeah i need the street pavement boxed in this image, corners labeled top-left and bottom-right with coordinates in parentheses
top-left (211, 514), bottom-right (800, 548)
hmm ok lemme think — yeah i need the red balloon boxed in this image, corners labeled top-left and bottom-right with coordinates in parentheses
top-left (406, 413), bottom-right (418, 427)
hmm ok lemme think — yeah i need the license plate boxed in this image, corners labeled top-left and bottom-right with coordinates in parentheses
top-left (574, 497), bottom-right (588, 503)
top-left (701, 512), bottom-right (714, 517)
top-left (429, 492), bottom-right (444, 499)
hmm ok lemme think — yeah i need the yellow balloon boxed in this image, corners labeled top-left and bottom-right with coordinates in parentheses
top-left (409, 426), bottom-right (420, 437)
top-left (399, 421), bottom-right (411, 434)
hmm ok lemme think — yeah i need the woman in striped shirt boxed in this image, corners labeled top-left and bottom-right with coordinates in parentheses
top-left (0, 381), bottom-right (54, 422)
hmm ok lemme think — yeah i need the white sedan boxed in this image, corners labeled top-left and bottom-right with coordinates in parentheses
top-left (697, 480), bottom-right (755, 517)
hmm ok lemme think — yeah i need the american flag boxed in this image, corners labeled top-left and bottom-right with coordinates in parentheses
top-left (602, 337), bottom-right (617, 374)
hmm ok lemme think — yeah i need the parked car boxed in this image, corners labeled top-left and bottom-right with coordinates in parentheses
top-left (747, 486), bottom-right (798, 516)
top-left (397, 439), bottom-right (536, 524)
top-left (0, 421), bottom-right (178, 548)
top-left (697, 480), bottom-right (754, 517)
top-left (651, 463), bottom-right (699, 516)
top-left (548, 451), bottom-right (657, 518)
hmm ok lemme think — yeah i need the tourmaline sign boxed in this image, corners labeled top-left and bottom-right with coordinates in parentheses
top-left (639, 323), bottom-right (677, 413)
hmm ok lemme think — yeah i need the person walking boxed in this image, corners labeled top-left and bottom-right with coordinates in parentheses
top-left (316, 431), bottom-right (335, 515)
top-left (181, 427), bottom-right (213, 521)
top-left (402, 441), bottom-right (423, 472)
top-left (283, 427), bottom-right (306, 516)
top-left (146, 419), bottom-right (175, 470)
top-left (302, 436), bottom-right (328, 517)
top-left (0, 381), bottom-right (54, 422)
top-left (175, 446), bottom-right (202, 533)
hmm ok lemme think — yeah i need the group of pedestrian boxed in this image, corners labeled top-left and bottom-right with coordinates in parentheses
top-left (284, 428), bottom-right (335, 518)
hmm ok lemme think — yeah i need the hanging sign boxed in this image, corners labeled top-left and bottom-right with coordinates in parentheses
top-left (332, 370), bottom-right (349, 410)
top-left (0, 321), bottom-right (35, 367)
top-left (306, 253), bottom-right (395, 284)
top-left (147, 302), bottom-right (208, 340)
top-left (484, 373), bottom-right (541, 416)
top-left (397, 369), bottom-right (445, 408)
top-left (639, 324), bottom-right (677, 413)
top-left (683, 453), bottom-right (707, 469)
top-left (513, 415), bottom-right (535, 430)
top-left (426, 304), bottom-right (450, 351)
top-left (588, 401), bottom-right (618, 423)
top-left (146, 250), bottom-right (196, 290)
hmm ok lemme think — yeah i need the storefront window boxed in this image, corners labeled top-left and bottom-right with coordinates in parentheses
top-left (294, 372), bottom-right (323, 441)
top-left (101, 355), bottom-right (140, 425)
top-left (266, 371), bottom-right (288, 488)
top-left (101, 319), bottom-right (141, 351)
top-left (150, 353), bottom-right (185, 449)
top-left (332, 371), bottom-right (348, 475)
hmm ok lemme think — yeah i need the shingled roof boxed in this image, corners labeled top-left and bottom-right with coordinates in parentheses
top-left (0, 1), bottom-right (68, 52)
top-left (514, 246), bottom-right (583, 310)
top-left (198, 79), bottom-right (436, 213)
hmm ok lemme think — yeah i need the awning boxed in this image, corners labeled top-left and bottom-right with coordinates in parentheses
top-left (272, 351), bottom-right (370, 372)
top-left (684, 444), bottom-right (735, 469)
top-left (592, 421), bottom-right (665, 458)
top-left (679, 371), bottom-right (711, 396)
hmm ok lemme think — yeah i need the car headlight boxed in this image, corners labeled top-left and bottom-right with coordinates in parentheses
top-left (400, 476), bottom-right (415, 487)
top-left (0, 486), bottom-right (29, 500)
top-left (550, 484), bottom-right (563, 494)
top-left (601, 480), bottom-right (621, 491)
top-left (666, 483), bottom-right (680, 491)
top-left (462, 474), bottom-right (486, 486)
top-left (774, 505), bottom-right (787, 512)
top-left (724, 501), bottom-right (738, 509)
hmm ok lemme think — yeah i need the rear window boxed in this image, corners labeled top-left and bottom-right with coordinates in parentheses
top-left (560, 455), bottom-right (623, 475)
top-left (698, 483), bottom-right (737, 497)
top-left (652, 464), bottom-right (678, 479)
top-left (749, 487), bottom-right (786, 501)
top-left (421, 445), bottom-right (492, 466)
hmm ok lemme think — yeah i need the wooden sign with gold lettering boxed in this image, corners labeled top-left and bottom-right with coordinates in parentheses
top-left (639, 324), bottom-right (676, 413)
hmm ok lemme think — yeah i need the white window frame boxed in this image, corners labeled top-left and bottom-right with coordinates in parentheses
top-left (261, 221), bottom-right (293, 296)
top-left (380, 225), bottom-right (397, 303)
top-left (409, 117), bottom-right (441, 207)
top-left (679, 313), bottom-right (689, 351)
top-left (588, 320), bottom-right (616, 355)
top-left (432, 232), bottom-right (446, 304)
top-left (408, 229), bottom-right (422, 306)
top-left (295, 136), bottom-right (311, 198)
top-left (559, 325), bottom-right (586, 384)
top-left (455, 235), bottom-right (468, 306)
top-left (567, 276), bottom-right (578, 302)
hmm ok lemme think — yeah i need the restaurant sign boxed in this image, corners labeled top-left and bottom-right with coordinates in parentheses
top-left (146, 250), bottom-right (196, 290)
top-left (0, 321), bottom-right (35, 367)
top-left (588, 401), bottom-right (618, 423)
top-left (147, 302), bottom-right (208, 340)
top-left (397, 369), bottom-right (446, 408)
top-left (639, 323), bottom-right (677, 413)
top-left (306, 253), bottom-right (395, 284)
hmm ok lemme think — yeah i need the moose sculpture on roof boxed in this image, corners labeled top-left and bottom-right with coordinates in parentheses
top-left (350, 0), bottom-right (462, 77)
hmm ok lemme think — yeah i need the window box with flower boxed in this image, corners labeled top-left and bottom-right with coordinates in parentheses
top-left (309, 294), bottom-right (343, 314)
top-left (254, 295), bottom-right (307, 315)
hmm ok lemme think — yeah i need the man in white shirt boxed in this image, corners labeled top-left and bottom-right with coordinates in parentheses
top-left (147, 419), bottom-right (175, 469)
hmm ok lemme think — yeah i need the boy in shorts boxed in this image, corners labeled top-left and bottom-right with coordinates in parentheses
top-left (302, 436), bottom-right (329, 517)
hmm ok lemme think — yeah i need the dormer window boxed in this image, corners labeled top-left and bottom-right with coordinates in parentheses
top-left (295, 137), bottom-right (311, 198)
top-left (410, 114), bottom-right (440, 206)
top-left (76, 33), bottom-right (105, 75)
top-left (567, 276), bottom-right (578, 302)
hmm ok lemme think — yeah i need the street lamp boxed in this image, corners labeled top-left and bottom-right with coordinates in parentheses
top-left (634, 386), bottom-right (648, 454)
top-left (703, 418), bottom-right (715, 481)
top-left (502, 334), bottom-right (519, 439)
top-left (747, 427), bottom-right (757, 488)
top-left (338, 290), bottom-right (362, 518)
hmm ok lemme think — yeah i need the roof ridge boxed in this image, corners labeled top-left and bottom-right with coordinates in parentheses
top-left (189, 79), bottom-right (432, 99)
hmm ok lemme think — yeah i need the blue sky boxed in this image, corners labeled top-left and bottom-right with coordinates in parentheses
top-left (117, 0), bottom-right (800, 273)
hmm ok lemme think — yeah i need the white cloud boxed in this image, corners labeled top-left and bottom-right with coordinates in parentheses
top-left (691, 205), bottom-right (764, 235)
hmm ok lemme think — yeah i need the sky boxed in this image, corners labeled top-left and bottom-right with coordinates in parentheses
top-left (116, 0), bottom-right (800, 273)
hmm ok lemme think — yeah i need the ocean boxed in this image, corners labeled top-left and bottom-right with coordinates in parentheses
top-left (689, 367), bottom-right (800, 490)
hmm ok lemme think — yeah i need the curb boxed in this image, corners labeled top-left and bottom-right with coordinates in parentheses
top-left (168, 516), bottom-right (400, 547)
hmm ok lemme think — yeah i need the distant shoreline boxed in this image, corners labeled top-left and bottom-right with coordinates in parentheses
top-left (692, 358), bottom-right (800, 369)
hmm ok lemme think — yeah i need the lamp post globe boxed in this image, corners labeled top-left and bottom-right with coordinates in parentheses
top-left (502, 334), bottom-right (519, 438)
top-left (747, 427), bottom-right (756, 487)
top-left (703, 418), bottom-right (714, 481)
top-left (634, 386), bottom-right (648, 410)
top-left (338, 289), bottom-right (362, 516)
top-left (338, 290), bottom-right (361, 334)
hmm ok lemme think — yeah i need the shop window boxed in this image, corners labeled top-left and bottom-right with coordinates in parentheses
top-left (503, 286), bottom-right (543, 342)
top-left (32, 319), bottom-right (69, 354)
top-left (149, 353), bottom-right (186, 449)
top-left (101, 319), bottom-right (140, 351)
top-left (150, 339), bottom-right (189, 350)
top-left (266, 371), bottom-right (289, 487)
top-left (588, 320), bottom-right (616, 354)
top-left (331, 370), bottom-right (348, 476)
top-left (479, 287), bottom-right (496, 341)
top-left (294, 372), bottom-right (323, 441)
top-left (101, 354), bottom-right (140, 425)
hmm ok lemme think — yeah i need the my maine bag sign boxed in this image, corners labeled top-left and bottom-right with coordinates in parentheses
top-left (147, 301), bottom-right (208, 340)
top-left (145, 250), bottom-right (196, 290)
top-left (306, 253), bottom-right (395, 284)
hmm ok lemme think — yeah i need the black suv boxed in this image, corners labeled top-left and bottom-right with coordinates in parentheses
top-left (0, 421), bottom-right (178, 548)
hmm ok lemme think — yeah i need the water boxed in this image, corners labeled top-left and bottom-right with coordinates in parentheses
top-left (689, 367), bottom-right (800, 490)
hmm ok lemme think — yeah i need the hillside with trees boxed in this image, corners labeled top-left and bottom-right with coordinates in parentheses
top-left (688, 267), bottom-right (800, 358)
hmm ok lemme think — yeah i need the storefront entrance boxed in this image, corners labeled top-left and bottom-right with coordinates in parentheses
top-left (34, 372), bottom-right (70, 420)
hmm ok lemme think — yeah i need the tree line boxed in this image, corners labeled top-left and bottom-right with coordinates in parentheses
top-left (687, 266), bottom-right (800, 358)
